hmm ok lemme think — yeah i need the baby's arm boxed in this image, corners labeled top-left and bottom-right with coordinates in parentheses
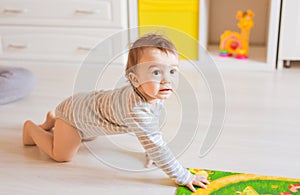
top-left (135, 130), bottom-right (209, 191)
top-left (144, 152), bottom-right (209, 192)
top-left (127, 104), bottom-right (209, 191)
top-left (136, 130), bottom-right (190, 183)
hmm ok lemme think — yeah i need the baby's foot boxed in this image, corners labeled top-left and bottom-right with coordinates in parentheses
top-left (39, 111), bottom-right (55, 131)
top-left (23, 120), bottom-right (36, 146)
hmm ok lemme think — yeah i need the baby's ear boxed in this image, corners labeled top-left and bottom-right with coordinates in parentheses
top-left (128, 72), bottom-right (140, 88)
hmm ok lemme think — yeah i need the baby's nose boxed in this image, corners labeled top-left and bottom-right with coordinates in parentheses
top-left (161, 73), bottom-right (172, 83)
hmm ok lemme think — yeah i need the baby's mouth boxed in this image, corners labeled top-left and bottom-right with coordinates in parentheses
top-left (159, 88), bottom-right (172, 92)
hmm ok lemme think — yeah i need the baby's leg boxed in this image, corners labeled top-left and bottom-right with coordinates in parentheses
top-left (23, 119), bottom-right (81, 162)
top-left (39, 111), bottom-right (56, 131)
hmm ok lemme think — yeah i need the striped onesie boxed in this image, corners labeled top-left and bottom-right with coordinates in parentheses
top-left (55, 85), bottom-right (192, 185)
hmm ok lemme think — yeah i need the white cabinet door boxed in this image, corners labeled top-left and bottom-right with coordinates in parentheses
top-left (278, 0), bottom-right (300, 68)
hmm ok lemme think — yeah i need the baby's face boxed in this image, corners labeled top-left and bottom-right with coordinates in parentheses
top-left (132, 47), bottom-right (179, 103)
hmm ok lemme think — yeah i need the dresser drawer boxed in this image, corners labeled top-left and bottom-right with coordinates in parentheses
top-left (0, 0), bottom-right (127, 28)
top-left (0, 26), bottom-right (128, 63)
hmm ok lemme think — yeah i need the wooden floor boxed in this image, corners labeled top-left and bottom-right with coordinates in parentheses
top-left (1, 62), bottom-right (300, 195)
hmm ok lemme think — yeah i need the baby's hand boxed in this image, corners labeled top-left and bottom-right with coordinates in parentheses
top-left (145, 158), bottom-right (154, 168)
top-left (185, 174), bottom-right (210, 192)
top-left (144, 153), bottom-right (155, 168)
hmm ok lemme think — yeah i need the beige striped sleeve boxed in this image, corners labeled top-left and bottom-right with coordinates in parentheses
top-left (125, 103), bottom-right (192, 185)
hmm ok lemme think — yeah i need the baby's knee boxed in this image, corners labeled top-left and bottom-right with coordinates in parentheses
top-left (23, 120), bottom-right (34, 129)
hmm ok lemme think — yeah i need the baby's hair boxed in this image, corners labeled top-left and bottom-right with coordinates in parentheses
top-left (125, 33), bottom-right (178, 77)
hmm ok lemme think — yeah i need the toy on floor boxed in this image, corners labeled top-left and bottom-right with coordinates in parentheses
top-left (0, 66), bottom-right (35, 104)
top-left (289, 184), bottom-right (300, 192)
top-left (219, 10), bottom-right (254, 59)
top-left (176, 168), bottom-right (300, 195)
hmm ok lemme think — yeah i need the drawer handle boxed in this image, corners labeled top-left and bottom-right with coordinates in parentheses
top-left (8, 44), bottom-right (28, 49)
top-left (77, 46), bottom-right (92, 51)
top-left (74, 9), bottom-right (100, 15)
top-left (3, 8), bottom-right (28, 14)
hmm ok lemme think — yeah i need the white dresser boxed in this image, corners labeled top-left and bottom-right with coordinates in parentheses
top-left (0, 0), bottom-right (128, 65)
top-left (277, 0), bottom-right (300, 69)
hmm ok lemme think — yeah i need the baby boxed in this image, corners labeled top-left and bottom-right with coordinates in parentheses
top-left (23, 33), bottom-right (209, 192)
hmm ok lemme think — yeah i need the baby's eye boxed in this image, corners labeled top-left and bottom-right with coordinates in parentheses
top-left (152, 70), bottom-right (161, 76)
top-left (170, 69), bottom-right (177, 74)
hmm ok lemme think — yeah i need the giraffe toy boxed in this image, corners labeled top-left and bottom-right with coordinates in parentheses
top-left (219, 10), bottom-right (255, 59)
